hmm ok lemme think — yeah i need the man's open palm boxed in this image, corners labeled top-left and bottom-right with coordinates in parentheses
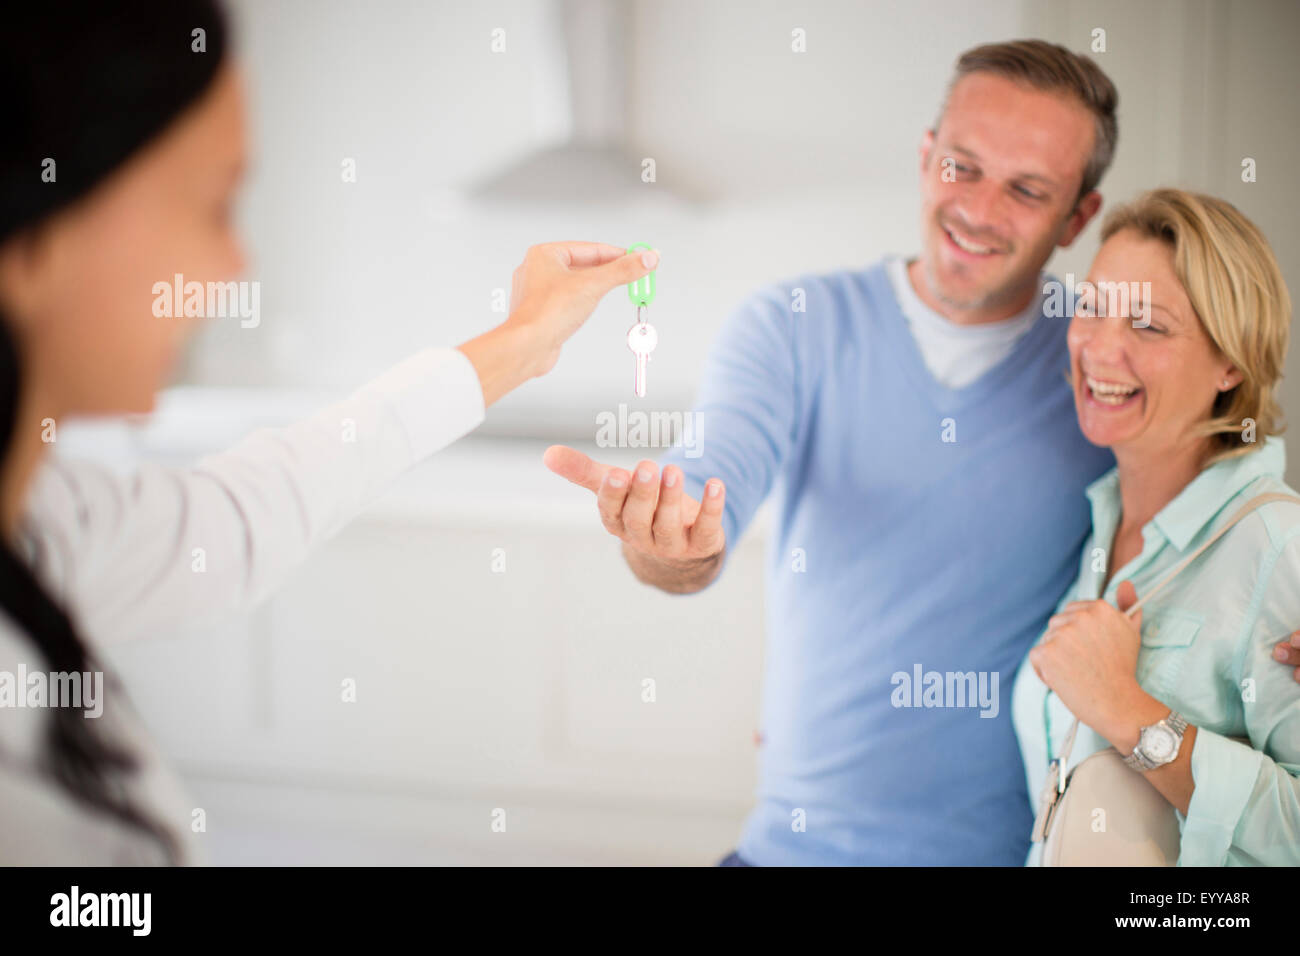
top-left (543, 445), bottom-right (727, 563)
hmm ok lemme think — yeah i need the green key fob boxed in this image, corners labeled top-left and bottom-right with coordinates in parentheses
top-left (626, 242), bottom-right (656, 307)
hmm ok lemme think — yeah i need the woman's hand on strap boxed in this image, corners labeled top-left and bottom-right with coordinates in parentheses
top-left (1028, 580), bottom-right (1155, 747)
top-left (1272, 631), bottom-right (1300, 683)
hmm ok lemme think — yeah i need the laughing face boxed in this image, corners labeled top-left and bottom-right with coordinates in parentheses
top-left (916, 73), bottom-right (1100, 322)
top-left (1068, 229), bottom-right (1242, 457)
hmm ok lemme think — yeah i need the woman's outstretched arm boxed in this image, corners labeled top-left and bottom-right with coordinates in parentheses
top-left (18, 242), bottom-right (657, 644)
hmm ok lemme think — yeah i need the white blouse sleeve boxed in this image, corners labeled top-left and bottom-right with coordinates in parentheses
top-left (17, 347), bottom-right (486, 645)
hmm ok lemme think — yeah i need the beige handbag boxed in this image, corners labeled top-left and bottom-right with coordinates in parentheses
top-left (1031, 491), bottom-right (1299, 866)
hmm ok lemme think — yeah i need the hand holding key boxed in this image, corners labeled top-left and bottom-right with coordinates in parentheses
top-left (543, 445), bottom-right (728, 570)
top-left (625, 242), bottom-right (659, 397)
top-left (458, 243), bottom-right (660, 406)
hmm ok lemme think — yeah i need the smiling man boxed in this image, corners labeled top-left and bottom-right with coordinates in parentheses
top-left (547, 40), bottom-right (1120, 865)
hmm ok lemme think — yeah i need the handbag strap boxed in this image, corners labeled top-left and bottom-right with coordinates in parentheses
top-left (1053, 490), bottom-right (1300, 768)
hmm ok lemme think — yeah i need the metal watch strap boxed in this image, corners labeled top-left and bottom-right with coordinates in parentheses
top-left (1123, 710), bottom-right (1187, 771)
top-left (1122, 748), bottom-right (1146, 771)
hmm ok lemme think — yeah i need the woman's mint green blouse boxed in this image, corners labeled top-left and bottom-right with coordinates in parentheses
top-left (1011, 437), bottom-right (1300, 866)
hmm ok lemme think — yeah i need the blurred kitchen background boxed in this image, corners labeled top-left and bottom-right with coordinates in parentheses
top-left (57, 0), bottom-right (1300, 863)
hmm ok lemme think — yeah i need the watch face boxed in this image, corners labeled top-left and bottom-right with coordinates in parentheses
top-left (1143, 725), bottom-right (1177, 762)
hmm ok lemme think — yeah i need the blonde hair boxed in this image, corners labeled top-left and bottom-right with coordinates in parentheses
top-left (1100, 189), bottom-right (1292, 465)
top-left (943, 40), bottom-right (1119, 201)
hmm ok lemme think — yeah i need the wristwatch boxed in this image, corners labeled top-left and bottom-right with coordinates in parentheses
top-left (1122, 710), bottom-right (1188, 771)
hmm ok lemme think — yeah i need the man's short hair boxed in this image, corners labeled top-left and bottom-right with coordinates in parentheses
top-left (939, 39), bottom-right (1119, 203)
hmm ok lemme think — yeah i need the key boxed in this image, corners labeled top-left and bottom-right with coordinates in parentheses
top-left (628, 311), bottom-right (658, 397)
top-left (624, 243), bottom-right (658, 397)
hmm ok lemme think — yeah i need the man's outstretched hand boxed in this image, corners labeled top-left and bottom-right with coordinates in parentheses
top-left (543, 445), bottom-right (727, 592)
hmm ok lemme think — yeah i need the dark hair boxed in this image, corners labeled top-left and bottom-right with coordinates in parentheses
top-left (939, 39), bottom-right (1119, 203)
top-left (0, 1), bottom-right (229, 862)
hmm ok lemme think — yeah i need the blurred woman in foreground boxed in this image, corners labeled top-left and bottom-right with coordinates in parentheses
top-left (0, 2), bottom-right (654, 862)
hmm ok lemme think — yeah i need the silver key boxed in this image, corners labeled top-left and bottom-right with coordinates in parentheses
top-left (627, 310), bottom-right (658, 397)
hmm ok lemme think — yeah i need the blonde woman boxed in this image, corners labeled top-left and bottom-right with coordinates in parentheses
top-left (1012, 189), bottom-right (1300, 865)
